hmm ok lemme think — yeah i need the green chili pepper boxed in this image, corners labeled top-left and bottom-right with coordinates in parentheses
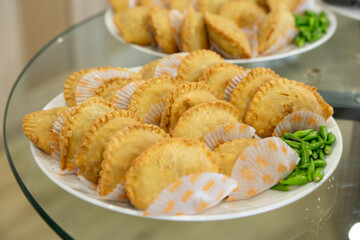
top-left (319, 126), bottom-right (328, 141)
top-left (307, 158), bottom-right (315, 182)
top-left (310, 32), bottom-right (324, 43)
top-left (314, 167), bottom-right (324, 182)
top-left (294, 148), bottom-right (301, 157)
top-left (294, 36), bottom-right (306, 47)
top-left (305, 10), bottom-right (317, 17)
top-left (308, 141), bottom-right (325, 150)
top-left (284, 139), bottom-right (301, 149)
top-left (271, 184), bottom-right (290, 191)
top-left (299, 163), bottom-right (310, 169)
top-left (311, 139), bottom-right (317, 144)
top-left (324, 145), bottom-right (332, 155)
top-left (281, 175), bottom-right (308, 185)
top-left (312, 150), bottom-right (318, 159)
top-left (294, 129), bottom-right (313, 138)
top-left (314, 160), bottom-right (327, 168)
top-left (302, 131), bottom-right (318, 142)
top-left (319, 149), bottom-right (325, 160)
top-left (283, 132), bottom-right (302, 142)
top-left (326, 132), bottom-right (336, 145)
top-left (301, 140), bottom-right (309, 165)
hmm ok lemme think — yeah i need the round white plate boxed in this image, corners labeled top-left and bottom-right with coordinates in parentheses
top-left (320, 1), bottom-right (360, 21)
top-left (30, 83), bottom-right (343, 221)
top-left (104, 4), bottom-right (337, 64)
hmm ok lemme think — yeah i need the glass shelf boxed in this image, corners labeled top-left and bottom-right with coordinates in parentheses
top-left (3, 9), bottom-right (360, 240)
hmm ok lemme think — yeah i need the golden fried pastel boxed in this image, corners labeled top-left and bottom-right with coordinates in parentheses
top-left (22, 107), bottom-right (68, 154)
top-left (171, 100), bottom-right (241, 140)
top-left (170, 0), bottom-right (192, 11)
top-left (230, 67), bottom-right (280, 120)
top-left (139, 58), bottom-right (162, 80)
top-left (98, 123), bottom-right (168, 197)
top-left (180, 5), bottom-right (208, 52)
top-left (109, 0), bottom-right (129, 12)
top-left (199, 62), bottom-right (246, 99)
top-left (219, 0), bottom-right (266, 28)
top-left (128, 76), bottom-right (179, 119)
top-left (197, 0), bottom-right (230, 14)
top-left (125, 138), bottom-right (221, 210)
top-left (149, 6), bottom-right (178, 54)
top-left (59, 98), bottom-right (117, 170)
top-left (114, 7), bottom-right (152, 46)
top-left (214, 138), bottom-right (260, 176)
top-left (266, 0), bottom-right (300, 12)
top-left (74, 110), bottom-right (142, 183)
top-left (204, 12), bottom-right (252, 59)
top-left (245, 78), bottom-right (334, 137)
top-left (160, 82), bottom-right (220, 132)
top-left (176, 49), bottom-right (224, 82)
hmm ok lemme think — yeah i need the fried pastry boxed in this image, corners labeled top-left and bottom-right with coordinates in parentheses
top-left (203, 12), bottom-right (252, 59)
top-left (114, 7), bottom-right (152, 46)
top-left (98, 123), bottom-right (168, 197)
top-left (139, 58), bottom-right (162, 80)
top-left (109, 0), bottom-right (129, 12)
top-left (199, 62), bottom-right (246, 99)
top-left (245, 78), bottom-right (334, 137)
top-left (180, 5), bottom-right (208, 52)
top-left (230, 68), bottom-right (280, 120)
top-left (266, 0), bottom-right (300, 12)
top-left (197, 0), bottom-right (230, 14)
top-left (128, 76), bottom-right (179, 119)
top-left (170, 0), bottom-right (192, 11)
top-left (214, 138), bottom-right (260, 176)
top-left (160, 82), bottom-right (220, 132)
top-left (74, 110), bottom-right (142, 183)
top-left (149, 6), bottom-right (178, 54)
top-left (219, 1), bottom-right (267, 28)
top-left (125, 138), bottom-right (221, 210)
top-left (59, 98), bottom-right (117, 170)
top-left (176, 49), bottom-right (224, 82)
top-left (22, 107), bottom-right (68, 154)
top-left (171, 100), bottom-right (241, 140)
top-left (258, 7), bottom-right (295, 54)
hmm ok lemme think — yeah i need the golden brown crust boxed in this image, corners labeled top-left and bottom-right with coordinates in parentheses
top-left (170, 0), bottom-right (192, 11)
top-left (148, 6), bottom-right (178, 54)
top-left (109, 0), bottom-right (129, 12)
top-left (73, 110), bottom-right (142, 183)
top-left (139, 58), bottom-right (162, 80)
top-left (181, 5), bottom-right (208, 52)
top-left (197, 0), bottom-right (230, 14)
top-left (198, 62), bottom-right (246, 98)
top-left (171, 100), bottom-right (242, 140)
top-left (230, 67), bottom-right (280, 120)
top-left (59, 98), bottom-right (117, 170)
top-left (245, 78), bottom-right (334, 137)
top-left (114, 7), bottom-right (152, 46)
top-left (203, 12), bottom-right (252, 59)
top-left (22, 107), bottom-right (68, 154)
top-left (160, 82), bottom-right (220, 132)
top-left (128, 76), bottom-right (179, 119)
top-left (266, 0), bottom-right (300, 12)
top-left (98, 123), bottom-right (169, 197)
top-left (125, 137), bottom-right (221, 210)
top-left (176, 49), bottom-right (224, 82)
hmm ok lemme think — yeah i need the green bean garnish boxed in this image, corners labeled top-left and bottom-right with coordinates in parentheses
top-left (324, 145), bottom-right (332, 155)
top-left (326, 132), bottom-right (336, 145)
top-left (314, 167), bottom-right (324, 182)
top-left (294, 129), bottom-right (313, 138)
top-left (281, 175), bottom-right (308, 185)
top-left (271, 184), bottom-right (290, 191)
top-left (319, 126), bottom-right (328, 141)
top-left (314, 160), bottom-right (327, 168)
top-left (302, 131), bottom-right (318, 142)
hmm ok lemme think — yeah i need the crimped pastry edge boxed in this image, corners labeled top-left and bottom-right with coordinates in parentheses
top-left (198, 62), bottom-right (245, 83)
top-left (94, 76), bottom-right (141, 98)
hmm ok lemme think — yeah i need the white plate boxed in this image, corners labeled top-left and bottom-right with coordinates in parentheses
top-left (104, 4), bottom-right (337, 64)
top-left (30, 83), bottom-right (343, 221)
top-left (320, 1), bottom-right (360, 21)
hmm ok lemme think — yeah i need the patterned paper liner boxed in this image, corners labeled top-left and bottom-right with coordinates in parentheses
top-left (75, 69), bottom-right (136, 105)
top-left (295, 0), bottom-right (315, 14)
top-left (143, 173), bottom-right (238, 216)
top-left (273, 111), bottom-right (327, 137)
top-left (112, 80), bottom-right (145, 110)
top-left (99, 182), bottom-right (129, 202)
top-left (203, 122), bottom-right (256, 151)
top-left (143, 97), bottom-right (166, 125)
top-left (169, 9), bottom-right (185, 51)
top-left (228, 137), bottom-right (300, 201)
top-left (50, 107), bottom-right (77, 175)
top-left (260, 28), bottom-right (298, 57)
top-left (223, 69), bottom-right (251, 101)
top-left (153, 52), bottom-right (189, 78)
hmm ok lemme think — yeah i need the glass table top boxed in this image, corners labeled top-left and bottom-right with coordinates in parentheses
top-left (3, 7), bottom-right (360, 240)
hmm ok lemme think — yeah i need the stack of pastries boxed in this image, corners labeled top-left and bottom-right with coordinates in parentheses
top-left (110, 0), bottom-right (303, 58)
top-left (23, 49), bottom-right (333, 210)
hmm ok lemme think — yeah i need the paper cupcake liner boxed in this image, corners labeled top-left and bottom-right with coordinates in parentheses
top-left (98, 182), bottom-right (129, 202)
top-left (143, 173), bottom-right (238, 216)
top-left (223, 69), bottom-right (251, 101)
top-left (228, 137), bottom-right (299, 201)
top-left (153, 52), bottom-right (189, 78)
top-left (169, 10), bottom-right (185, 51)
top-left (77, 172), bottom-right (97, 190)
top-left (203, 122), bottom-right (256, 151)
top-left (112, 80), bottom-right (145, 110)
top-left (242, 22), bottom-right (261, 58)
top-left (75, 69), bottom-right (135, 105)
top-left (149, 0), bottom-right (170, 8)
top-left (261, 28), bottom-right (297, 56)
top-left (50, 108), bottom-right (76, 175)
top-left (295, 0), bottom-right (315, 14)
top-left (273, 111), bottom-right (326, 137)
top-left (143, 97), bottom-right (166, 125)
